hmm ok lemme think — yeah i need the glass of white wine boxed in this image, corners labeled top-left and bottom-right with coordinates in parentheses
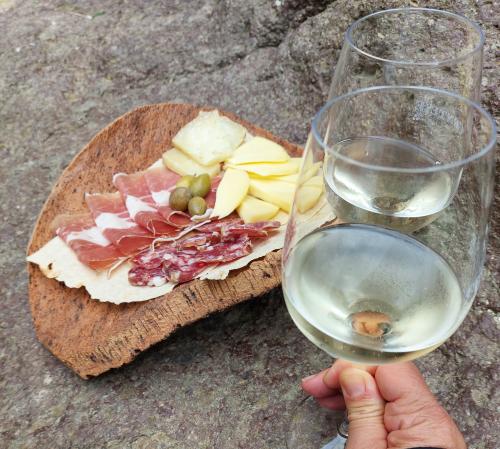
top-left (282, 86), bottom-right (496, 448)
top-left (330, 8), bottom-right (484, 100)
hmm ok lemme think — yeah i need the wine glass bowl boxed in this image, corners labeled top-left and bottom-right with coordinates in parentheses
top-left (283, 86), bottom-right (496, 366)
top-left (330, 8), bottom-right (484, 100)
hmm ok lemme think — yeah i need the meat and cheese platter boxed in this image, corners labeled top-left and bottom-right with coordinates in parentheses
top-left (27, 103), bottom-right (333, 378)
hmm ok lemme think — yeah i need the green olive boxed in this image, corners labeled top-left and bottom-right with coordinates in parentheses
top-left (176, 175), bottom-right (195, 189)
top-left (189, 173), bottom-right (211, 198)
top-left (169, 187), bottom-right (192, 211)
top-left (188, 196), bottom-right (207, 216)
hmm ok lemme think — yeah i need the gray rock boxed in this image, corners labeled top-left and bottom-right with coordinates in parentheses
top-left (0, 1), bottom-right (498, 448)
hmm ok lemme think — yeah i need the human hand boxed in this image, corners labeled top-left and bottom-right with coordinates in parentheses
top-left (301, 360), bottom-right (466, 449)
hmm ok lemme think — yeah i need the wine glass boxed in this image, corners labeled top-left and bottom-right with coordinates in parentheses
top-left (330, 8), bottom-right (484, 100)
top-left (282, 86), bottom-right (496, 448)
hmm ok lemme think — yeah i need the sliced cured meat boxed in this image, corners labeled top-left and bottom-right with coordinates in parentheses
top-left (129, 232), bottom-right (253, 286)
top-left (52, 213), bottom-right (123, 270)
top-left (196, 217), bottom-right (280, 239)
top-left (204, 176), bottom-right (221, 209)
top-left (196, 216), bottom-right (242, 234)
top-left (220, 220), bottom-right (281, 239)
top-left (86, 192), bottom-right (154, 256)
top-left (113, 171), bottom-right (178, 236)
top-left (154, 175), bottom-right (222, 227)
top-left (143, 165), bottom-right (179, 207)
top-left (143, 166), bottom-right (190, 227)
top-left (128, 265), bottom-right (167, 287)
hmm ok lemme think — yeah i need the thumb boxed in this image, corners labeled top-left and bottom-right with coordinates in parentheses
top-left (339, 368), bottom-right (387, 449)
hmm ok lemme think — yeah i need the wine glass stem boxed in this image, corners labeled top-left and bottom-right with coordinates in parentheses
top-left (320, 415), bottom-right (349, 449)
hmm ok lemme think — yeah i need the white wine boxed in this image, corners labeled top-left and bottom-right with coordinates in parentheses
top-left (324, 137), bottom-right (460, 232)
top-left (283, 224), bottom-right (464, 364)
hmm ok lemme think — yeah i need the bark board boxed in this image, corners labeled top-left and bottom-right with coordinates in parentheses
top-left (27, 103), bottom-right (302, 379)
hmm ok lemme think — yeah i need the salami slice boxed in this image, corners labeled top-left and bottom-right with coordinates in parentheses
top-left (128, 265), bottom-right (167, 287)
top-left (86, 192), bottom-right (154, 256)
top-left (220, 220), bottom-right (281, 239)
top-left (52, 213), bottom-right (123, 270)
top-left (129, 232), bottom-right (253, 286)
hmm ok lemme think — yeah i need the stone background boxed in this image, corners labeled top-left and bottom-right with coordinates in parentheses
top-left (1, 1), bottom-right (498, 448)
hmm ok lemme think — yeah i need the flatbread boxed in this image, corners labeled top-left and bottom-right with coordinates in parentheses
top-left (27, 237), bottom-right (175, 303)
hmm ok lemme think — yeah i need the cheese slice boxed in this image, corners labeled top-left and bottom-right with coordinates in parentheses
top-left (226, 136), bottom-right (290, 165)
top-left (236, 195), bottom-right (279, 223)
top-left (267, 173), bottom-right (299, 184)
top-left (211, 168), bottom-right (250, 219)
top-left (248, 178), bottom-right (296, 213)
top-left (303, 175), bottom-right (324, 190)
top-left (226, 158), bottom-right (300, 177)
top-left (296, 185), bottom-right (322, 213)
top-left (265, 162), bottom-right (322, 184)
top-left (172, 110), bottom-right (246, 165)
top-left (162, 148), bottom-right (220, 177)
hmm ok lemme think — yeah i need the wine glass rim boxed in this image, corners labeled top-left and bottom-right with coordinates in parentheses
top-left (311, 86), bottom-right (497, 174)
top-left (345, 7), bottom-right (485, 67)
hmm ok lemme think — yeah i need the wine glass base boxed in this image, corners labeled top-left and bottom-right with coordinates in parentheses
top-left (285, 396), bottom-right (347, 449)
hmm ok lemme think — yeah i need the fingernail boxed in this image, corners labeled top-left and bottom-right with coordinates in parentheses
top-left (340, 371), bottom-right (367, 399)
top-left (301, 373), bottom-right (318, 383)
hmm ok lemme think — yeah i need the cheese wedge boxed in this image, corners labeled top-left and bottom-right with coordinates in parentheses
top-left (267, 173), bottom-right (299, 184)
top-left (211, 168), bottom-right (250, 219)
top-left (226, 136), bottom-right (290, 165)
top-left (236, 195), bottom-right (279, 224)
top-left (264, 162), bottom-right (322, 184)
top-left (226, 158), bottom-right (300, 177)
top-left (296, 185), bottom-right (322, 213)
top-left (303, 175), bottom-right (324, 190)
top-left (173, 110), bottom-right (246, 165)
top-left (162, 148), bottom-right (220, 177)
top-left (249, 178), bottom-right (296, 213)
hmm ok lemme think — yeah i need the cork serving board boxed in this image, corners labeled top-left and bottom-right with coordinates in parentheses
top-left (27, 104), bottom-right (302, 379)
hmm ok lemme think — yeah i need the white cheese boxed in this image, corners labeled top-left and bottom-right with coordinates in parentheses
top-left (226, 136), bottom-right (290, 165)
top-left (172, 110), bottom-right (246, 165)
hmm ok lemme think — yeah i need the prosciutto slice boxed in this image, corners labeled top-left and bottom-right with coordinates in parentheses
top-left (113, 171), bottom-right (178, 236)
top-left (145, 168), bottom-right (221, 227)
top-left (52, 213), bottom-right (123, 270)
top-left (86, 192), bottom-right (154, 256)
top-left (143, 165), bottom-right (191, 227)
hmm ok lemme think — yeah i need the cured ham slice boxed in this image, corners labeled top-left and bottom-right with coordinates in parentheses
top-left (145, 167), bottom-right (221, 227)
top-left (113, 171), bottom-right (178, 236)
top-left (143, 165), bottom-right (179, 207)
top-left (52, 213), bottom-right (123, 270)
top-left (86, 192), bottom-right (154, 256)
top-left (143, 165), bottom-right (191, 227)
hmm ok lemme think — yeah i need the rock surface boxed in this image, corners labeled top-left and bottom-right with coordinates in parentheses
top-left (0, 1), bottom-right (498, 448)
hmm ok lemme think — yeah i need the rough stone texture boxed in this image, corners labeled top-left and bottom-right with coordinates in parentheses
top-left (0, 1), bottom-right (498, 448)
